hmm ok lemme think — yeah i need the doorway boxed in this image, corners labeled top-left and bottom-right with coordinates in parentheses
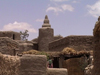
top-left (13, 34), bottom-right (15, 40)
top-left (53, 57), bottom-right (59, 68)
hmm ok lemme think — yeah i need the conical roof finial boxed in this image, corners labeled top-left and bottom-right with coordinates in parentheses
top-left (42, 15), bottom-right (51, 28)
top-left (45, 15), bottom-right (48, 19)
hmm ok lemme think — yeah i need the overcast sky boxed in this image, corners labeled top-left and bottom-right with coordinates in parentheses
top-left (0, 0), bottom-right (100, 40)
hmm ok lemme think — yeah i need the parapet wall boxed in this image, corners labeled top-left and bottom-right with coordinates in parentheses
top-left (49, 35), bottom-right (94, 51)
top-left (47, 68), bottom-right (67, 75)
top-left (0, 31), bottom-right (21, 40)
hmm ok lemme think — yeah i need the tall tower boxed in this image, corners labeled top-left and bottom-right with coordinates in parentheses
top-left (38, 15), bottom-right (54, 51)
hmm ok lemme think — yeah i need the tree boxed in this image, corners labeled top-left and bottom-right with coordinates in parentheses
top-left (20, 30), bottom-right (29, 41)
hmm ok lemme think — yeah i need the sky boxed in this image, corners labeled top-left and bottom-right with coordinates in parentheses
top-left (0, 0), bottom-right (100, 40)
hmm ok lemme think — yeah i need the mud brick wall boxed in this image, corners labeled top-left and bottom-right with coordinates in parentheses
top-left (53, 35), bottom-right (63, 41)
top-left (19, 55), bottom-right (47, 75)
top-left (18, 44), bottom-right (33, 53)
top-left (49, 36), bottom-right (94, 51)
top-left (49, 36), bottom-right (69, 52)
top-left (92, 17), bottom-right (100, 75)
top-left (0, 53), bottom-right (20, 75)
top-left (0, 31), bottom-right (21, 40)
top-left (0, 37), bottom-right (19, 55)
top-left (15, 40), bottom-right (34, 53)
top-left (19, 44), bottom-right (33, 53)
top-left (68, 36), bottom-right (94, 51)
top-left (47, 68), bottom-right (67, 75)
top-left (31, 38), bottom-right (38, 43)
top-left (62, 57), bottom-right (87, 75)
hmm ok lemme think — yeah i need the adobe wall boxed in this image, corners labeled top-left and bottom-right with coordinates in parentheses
top-left (0, 37), bottom-right (19, 55)
top-left (0, 53), bottom-right (20, 75)
top-left (0, 31), bottom-right (21, 40)
top-left (49, 36), bottom-right (94, 51)
top-left (0, 38), bottom-right (34, 55)
top-left (19, 55), bottom-right (47, 75)
top-left (53, 35), bottom-right (63, 41)
top-left (47, 68), bottom-right (67, 75)
top-left (92, 16), bottom-right (100, 75)
top-left (32, 35), bottom-right (63, 43)
top-left (19, 44), bottom-right (33, 53)
top-left (0, 53), bottom-right (68, 75)
top-left (49, 36), bottom-right (69, 52)
top-left (62, 56), bottom-right (88, 75)
top-left (31, 35), bottom-right (63, 51)
top-left (31, 38), bottom-right (38, 43)
top-left (16, 40), bottom-right (34, 53)
top-left (19, 54), bottom-right (68, 75)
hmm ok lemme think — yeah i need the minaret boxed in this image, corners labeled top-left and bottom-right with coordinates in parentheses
top-left (38, 15), bottom-right (54, 51)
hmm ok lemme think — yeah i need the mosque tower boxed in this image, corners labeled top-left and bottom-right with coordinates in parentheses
top-left (38, 15), bottom-right (54, 51)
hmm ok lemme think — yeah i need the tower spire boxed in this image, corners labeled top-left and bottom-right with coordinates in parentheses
top-left (42, 15), bottom-right (51, 28)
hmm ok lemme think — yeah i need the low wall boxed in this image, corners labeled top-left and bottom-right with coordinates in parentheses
top-left (47, 68), bottom-right (67, 75)
top-left (19, 43), bottom-right (33, 53)
top-left (63, 57), bottom-right (88, 75)
top-left (49, 35), bottom-right (94, 51)
top-left (19, 55), bottom-right (47, 75)
top-left (0, 53), bottom-right (68, 75)
top-left (0, 53), bottom-right (20, 75)
top-left (16, 40), bottom-right (34, 53)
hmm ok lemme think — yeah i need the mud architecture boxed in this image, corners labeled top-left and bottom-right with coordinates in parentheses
top-left (0, 15), bottom-right (98, 75)
top-left (93, 16), bottom-right (100, 75)
top-left (0, 15), bottom-right (94, 54)
top-left (35, 15), bottom-right (93, 52)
